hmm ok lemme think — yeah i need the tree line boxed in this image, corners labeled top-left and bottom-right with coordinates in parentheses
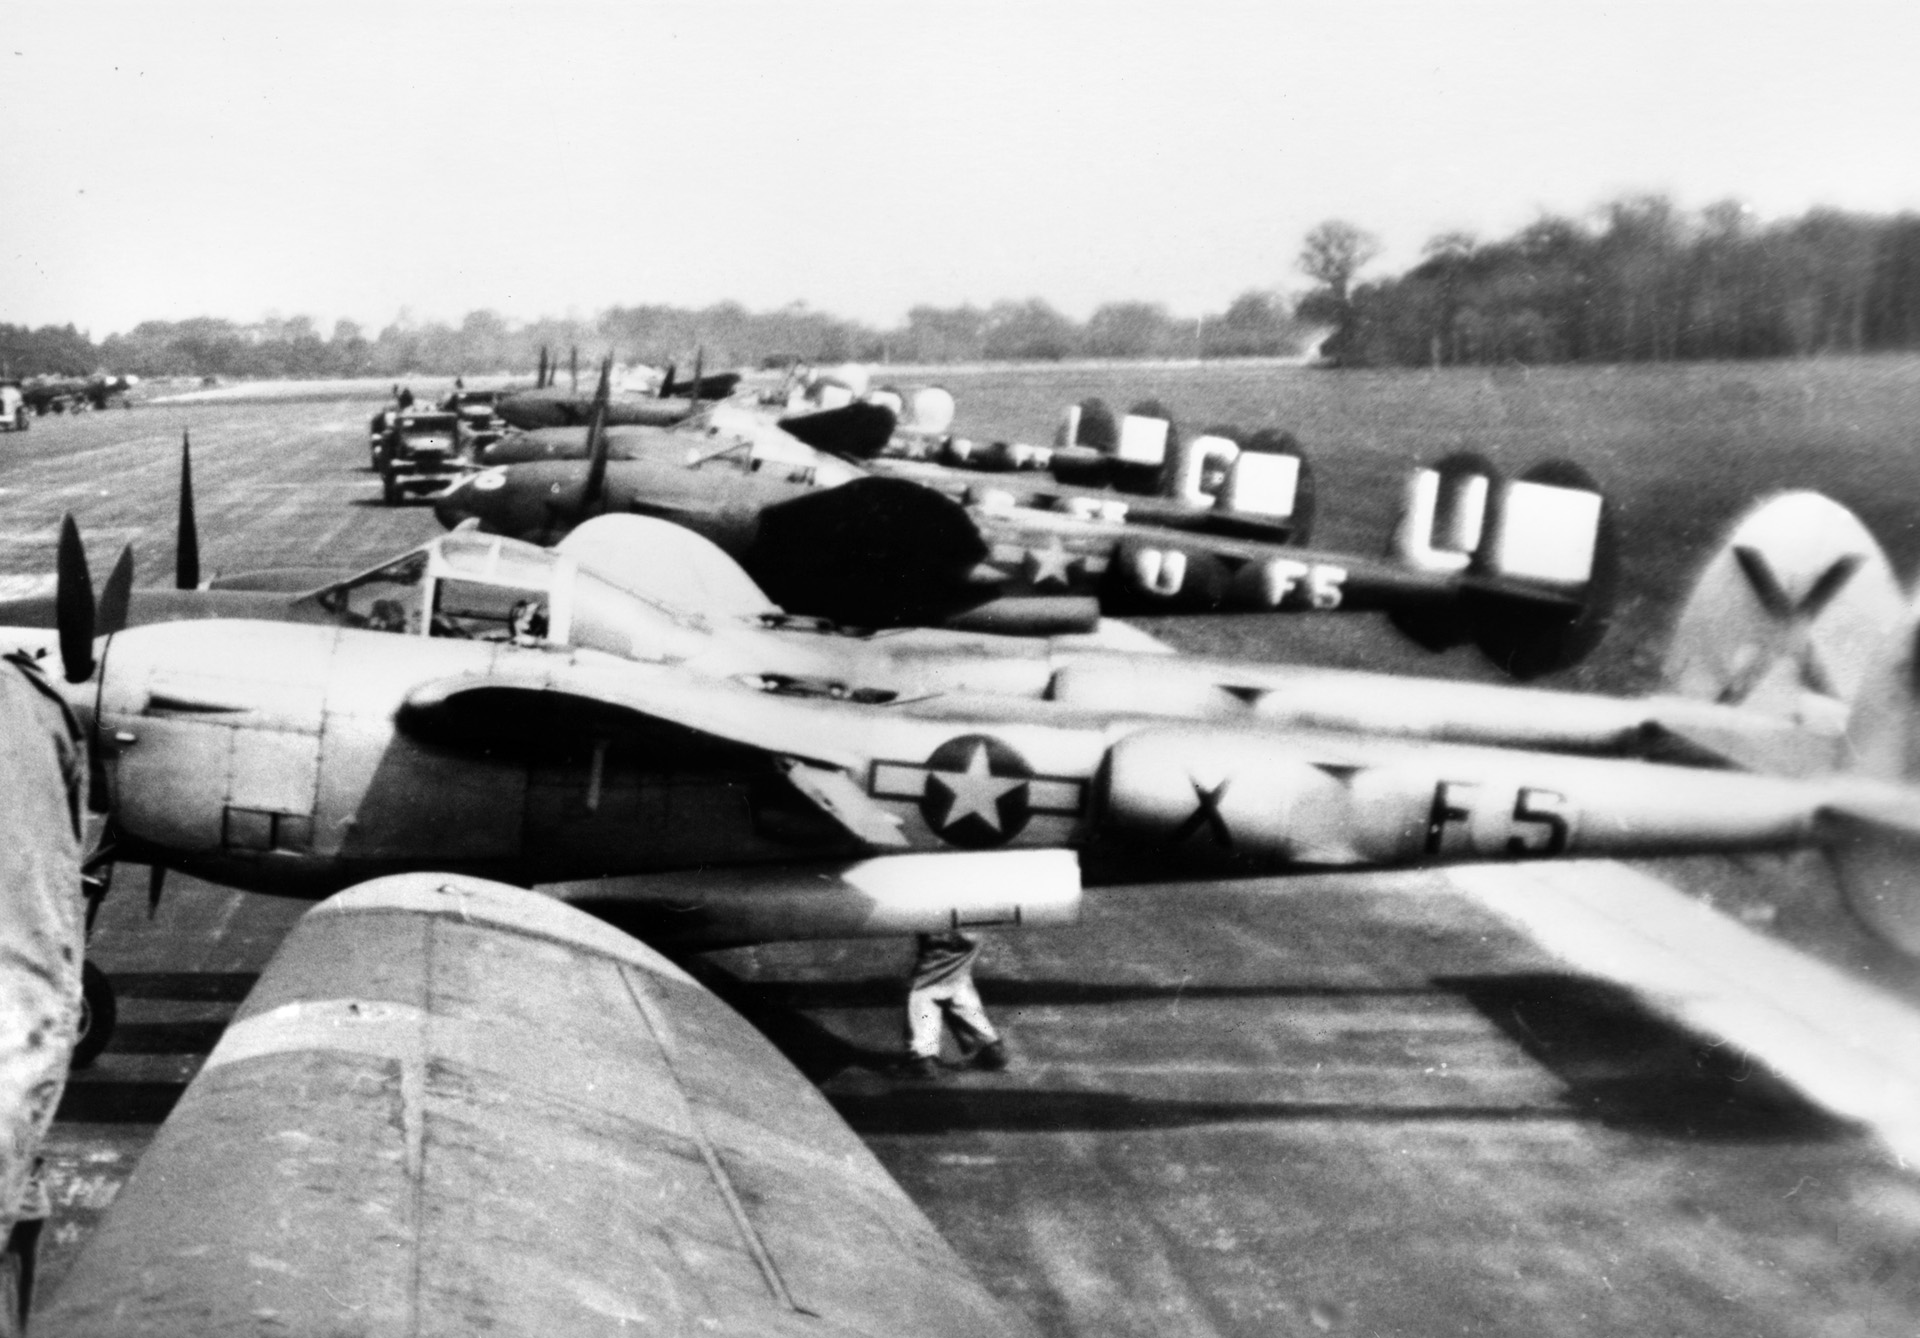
top-left (1319, 197), bottom-right (1920, 367)
top-left (5, 195), bottom-right (1919, 379)
top-left (0, 295), bottom-right (1313, 382)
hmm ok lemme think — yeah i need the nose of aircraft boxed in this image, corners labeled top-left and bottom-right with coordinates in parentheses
top-left (433, 469), bottom-right (503, 531)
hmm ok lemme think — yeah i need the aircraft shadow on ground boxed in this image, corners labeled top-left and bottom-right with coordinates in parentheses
top-left (829, 1087), bottom-right (1605, 1138)
top-left (701, 961), bottom-right (1858, 1143)
top-left (1436, 972), bottom-right (1853, 1143)
top-left (681, 959), bottom-right (901, 1080)
top-left (56, 1081), bottom-right (189, 1126)
top-left (683, 964), bottom-right (1436, 1086)
top-left (102, 1020), bottom-right (229, 1055)
top-left (55, 971), bottom-right (260, 1125)
top-left (108, 971), bottom-right (258, 1003)
top-left (708, 975), bottom-right (1442, 1012)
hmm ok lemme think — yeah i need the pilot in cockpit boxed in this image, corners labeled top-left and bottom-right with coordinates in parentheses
top-left (509, 599), bottom-right (549, 645)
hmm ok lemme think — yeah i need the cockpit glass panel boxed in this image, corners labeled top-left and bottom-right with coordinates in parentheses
top-left (315, 550), bottom-right (428, 633)
top-left (436, 532), bottom-right (556, 589)
top-left (432, 579), bottom-right (548, 642)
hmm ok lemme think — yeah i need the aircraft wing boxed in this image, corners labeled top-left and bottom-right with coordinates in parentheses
top-left (1447, 859), bottom-right (1920, 1165)
top-left (39, 874), bottom-right (1028, 1337)
top-left (399, 652), bottom-right (875, 771)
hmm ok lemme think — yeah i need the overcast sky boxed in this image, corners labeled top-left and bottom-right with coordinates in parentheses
top-left (5, 1), bottom-right (1918, 337)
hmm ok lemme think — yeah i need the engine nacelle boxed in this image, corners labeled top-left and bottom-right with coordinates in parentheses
top-left (1095, 730), bottom-right (1434, 867)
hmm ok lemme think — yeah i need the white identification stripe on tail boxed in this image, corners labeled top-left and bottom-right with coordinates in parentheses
top-left (1220, 451), bottom-right (1298, 519)
top-left (1452, 859), bottom-right (1920, 1168)
top-left (1115, 414), bottom-right (1170, 466)
top-left (1486, 480), bottom-right (1600, 586)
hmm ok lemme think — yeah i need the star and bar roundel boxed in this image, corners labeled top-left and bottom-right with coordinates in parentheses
top-left (869, 734), bottom-right (1087, 848)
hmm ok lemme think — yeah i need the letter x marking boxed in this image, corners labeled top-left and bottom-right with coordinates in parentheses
top-left (1172, 777), bottom-right (1234, 849)
top-left (1721, 546), bottom-right (1863, 703)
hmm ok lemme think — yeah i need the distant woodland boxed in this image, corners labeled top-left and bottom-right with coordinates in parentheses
top-left (6, 197), bottom-right (1920, 378)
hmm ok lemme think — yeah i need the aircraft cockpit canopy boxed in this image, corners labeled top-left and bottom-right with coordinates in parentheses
top-left (296, 532), bottom-right (719, 664)
top-left (302, 534), bottom-right (568, 644)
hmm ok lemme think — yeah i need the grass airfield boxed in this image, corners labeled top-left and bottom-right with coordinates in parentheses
top-left (8, 355), bottom-right (1920, 1335)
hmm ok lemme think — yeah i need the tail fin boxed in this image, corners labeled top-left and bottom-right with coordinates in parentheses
top-left (1388, 455), bottom-right (1613, 677)
top-left (1664, 492), bottom-right (1902, 721)
top-left (1661, 491), bottom-right (1920, 952)
top-left (1388, 452), bottom-right (1497, 576)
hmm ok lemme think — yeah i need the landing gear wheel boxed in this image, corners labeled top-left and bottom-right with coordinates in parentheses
top-left (382, 472), bottom-right (403, 505)
top-left (73, 960), bottom-right (115, 1069)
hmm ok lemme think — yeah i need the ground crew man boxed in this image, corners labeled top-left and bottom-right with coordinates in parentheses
top-left (901, 929), bottom-right (1007, 1079)
top-left (0, 652), bottom-right (87, 1333)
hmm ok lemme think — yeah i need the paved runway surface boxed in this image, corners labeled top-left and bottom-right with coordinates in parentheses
top-left (9, 398), bottom-right (1920, 1336)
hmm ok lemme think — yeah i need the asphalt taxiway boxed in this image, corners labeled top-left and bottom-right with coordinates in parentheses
top-left (9, 399), bottom-right (1920, 1336)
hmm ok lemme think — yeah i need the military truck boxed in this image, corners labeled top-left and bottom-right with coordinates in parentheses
top-left (374, 409), bottom-right (468, 503)
top-left (439, 387), bottom-right (509, 450)
top-left (0, 383), bottom-right (25, 432)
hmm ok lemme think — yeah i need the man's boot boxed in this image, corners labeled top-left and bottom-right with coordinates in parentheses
top-left (895, 1055), bottom-right (944, 1080)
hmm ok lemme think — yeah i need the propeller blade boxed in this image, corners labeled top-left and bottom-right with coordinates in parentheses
top-left (570, 345), bottom-right (579, 392)
top-left (99, 544), bottom-right (134, 635)
top-left (81, 829), bottom-right (119, 934)
top-left (581, 356), bottom-right (614, 509)
top-left (55, 514), bottom-right (97, 683)
top-left (176, 430), bottom-right (200, 589)
top-left (690, 346), bottom-right (704, 413)
top-left (537, 345), bottom-right (549, 389)
top-left (660, 362), bottom-right (676, 399)
top-left (148, 863), bottom-right (166, 918)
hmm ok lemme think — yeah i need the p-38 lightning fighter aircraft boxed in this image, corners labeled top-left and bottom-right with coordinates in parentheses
top-left (436, 364), bottom-right (1619, 676)
top-left (26, 483), bottom-right (1920, 963)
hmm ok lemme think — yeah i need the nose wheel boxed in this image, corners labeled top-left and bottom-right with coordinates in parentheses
top-left (74, 960), bottom-right (115, 1069)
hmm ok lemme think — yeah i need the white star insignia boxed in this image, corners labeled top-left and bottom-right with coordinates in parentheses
top-left (1024, 538), bottom-right (1075, 587)
top-left (927, 743), bottom-right (1025, 832)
